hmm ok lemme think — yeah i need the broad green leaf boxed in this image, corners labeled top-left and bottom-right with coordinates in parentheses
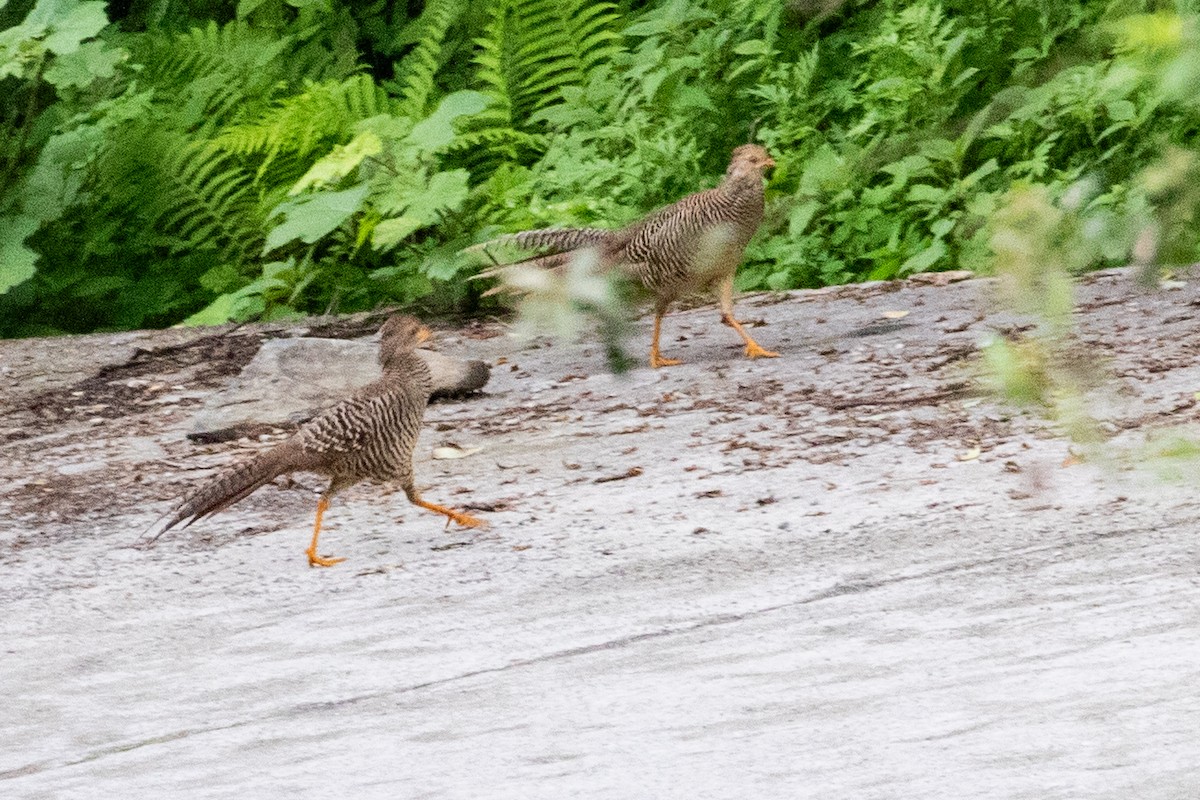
top-left (766, 270), bottom-right (792, 290)
top-left (289, 131), bottom-right (383, 195)
top-left (185, 288), bottom-right (266, 326)
top-left (357, 113), bottom-right (414, 141)
top-left (264, 182), bottom-right (369, 253)
top-left (900, 240), bottom-right (947, 274)
top-left (918, 138), bottom-right (957, 164)
top-left (23, 125), bottom-right (96, 222)
top-left (407, 91), bottom-right (489, 151)
top-left (424, 252), bottom-right (465, 281)
top-left (880, 155), bottom-right (930, 183)
top-left (788, 200), bottom-right (820, 236)
top-left (404, 169), bottom-right (470, 222)
top-left (1114, 12), bottom-right (1185, 50)
top-left (0, 20), bottom-right (47, 80)
top-left (732, 39), bottom-right (770, 56)
top-left (236, 0), bottom-right (268, 18)
top-left (41, 1), bottom-right (109, 55)
top-left (372, 171), bottom-right (424, 217)
top-left (623, 18), bottom-right (671, 37)
top-left (199, 264), bottom-right (244, 294)
top-left (908, 184), bottom-right (948, 204)
top-left (961, 158), bottom-right (1000, 189)
top-left (952, 67), bottom-right (980, 88)
top-left (1106, 99), bottom-right (1136, 121)
top-left (798, 145), bottom-right (845, 195)
top-left (0, 215), bottom-right (40, 293)
top-left (43, 39), bottom-right (124, 87)
top-left (371, 216), bottom-right (423, 249)
top-left (674, 85), bottom-right (715, 111)
top-left (867, 261), bottom-right (898, 281)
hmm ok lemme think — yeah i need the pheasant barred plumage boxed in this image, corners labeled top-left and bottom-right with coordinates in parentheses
top-left (470, 144), bottom-right (780, 367)
top-left (140, 315), bottom-right (484, 567)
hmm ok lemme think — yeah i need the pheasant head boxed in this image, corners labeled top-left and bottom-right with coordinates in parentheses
top-left (724, 144), bottom-right (776, 186)
top-left (378, 314), bottom-right (431, 368)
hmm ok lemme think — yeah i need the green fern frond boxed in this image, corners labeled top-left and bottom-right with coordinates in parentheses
top-left (447, 124), bottom-right (546, 169)
top-left (392, 0), bottom-right (466, 117)
top-left (153, 140), bottom-right (263, 258)
top-left (473, 0), bottom-right (624, 127)
top-left (133, 22), bottom-right (294, 131)
top-left (460, 0), bottom-right (623, 178)
top-left (211, 74), bottom-right (393, 185)
top-left (550, 0), bottom-right (623, 80)
top-left (727, 0), bottom-right (786, 47)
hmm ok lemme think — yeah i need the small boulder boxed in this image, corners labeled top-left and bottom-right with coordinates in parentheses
top-left (188, 337), bottom-right (489, 442)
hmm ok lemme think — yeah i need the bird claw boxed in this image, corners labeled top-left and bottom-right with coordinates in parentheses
top-left (744, 343), bottom-right (779, 360)
top-left (306, 550), bottom-right (346, 568)
top-left (453, 513), bottom-right (487, 529)
top-left (650, 354), bottom-right (682, 369)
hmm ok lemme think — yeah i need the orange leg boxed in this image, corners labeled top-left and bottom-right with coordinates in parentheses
top-left (305, 496), bottom-right (345, 568)
top-left (649, 307), bottom-right (681, 368)
top-left (718, 277), bottom-right (778, 360)
top-left (721, 313), bottom-right (779, 359)
top-left (406, 489), bottom-right (486, 530)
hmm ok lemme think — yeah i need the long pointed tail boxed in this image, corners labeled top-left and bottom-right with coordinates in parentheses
top-left (139, 449), bottom-right (291, 546)
top-left (466, 227), bottom-right (616, 258)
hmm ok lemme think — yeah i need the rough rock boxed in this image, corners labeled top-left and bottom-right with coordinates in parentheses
top-left (187, 337), bottom-right (490, 440)
top-left (2, 269), bottom-right (1199, 798)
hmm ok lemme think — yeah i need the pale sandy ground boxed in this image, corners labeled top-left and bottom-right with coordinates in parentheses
top-left (2, 270), bottom-right (1199, 799)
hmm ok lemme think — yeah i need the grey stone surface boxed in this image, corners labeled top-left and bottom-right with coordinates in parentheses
top-left (188, 338), bottom-right (491, 437)
top-left (2, 270), bottom-right (1199, 798)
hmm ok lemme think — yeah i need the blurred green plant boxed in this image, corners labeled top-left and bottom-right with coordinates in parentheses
top-left (979, 182), bottom-right (1115, 445)
top-left (497, 248), bottom-right (635, 373)
top-left (978, 11), bottom-right (1200, 447)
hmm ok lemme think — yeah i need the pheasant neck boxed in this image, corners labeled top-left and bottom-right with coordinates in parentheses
top-left (381, 351), bottom-right (433, 393)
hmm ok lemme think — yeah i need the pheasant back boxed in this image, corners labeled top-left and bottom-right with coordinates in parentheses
top-left (297, 351), bottom-right (433, 493)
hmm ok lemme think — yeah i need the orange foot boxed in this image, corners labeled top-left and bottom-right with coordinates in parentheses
top-left (415, 497), bottom-right (488, 531)
top-left (449, 511), bottom-right (487, 529)
top-left (744, 342), bottom-right (779, 360)
top-left (650, 353), bottom-right (682, 369)
top-left (306, 549), bottom-right (346, 568)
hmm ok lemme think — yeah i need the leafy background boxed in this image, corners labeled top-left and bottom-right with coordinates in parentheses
top-left (2, 0), bottom-right (1199, 337)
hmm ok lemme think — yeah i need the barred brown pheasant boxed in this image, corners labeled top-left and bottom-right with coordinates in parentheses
top-left (472, 144), bottom-right (779, 368)
top-left (141, 315), bottom-right (484, 567)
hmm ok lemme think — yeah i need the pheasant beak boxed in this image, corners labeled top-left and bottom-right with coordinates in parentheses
top-left (417, 326), bottom-right (432, 344)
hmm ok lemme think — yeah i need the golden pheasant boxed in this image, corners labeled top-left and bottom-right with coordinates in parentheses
top-left (141, 315), bottom-right (484, 567)
top-left (471, 144), bottom-right (779, 368)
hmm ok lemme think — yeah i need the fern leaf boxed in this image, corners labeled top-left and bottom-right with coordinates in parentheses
top-left (392, 0), bottom-right (465, 117)
top-left (211, 74), bottom-right (393, 187)
top-left (473, 0), bottom-right (624, 127)
top-left (149, 138), bottom-right (262, 259)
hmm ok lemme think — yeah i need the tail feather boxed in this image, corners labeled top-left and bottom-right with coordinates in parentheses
top-left (466, 227), bottom-right (617, 259)
top-left (139, 449), bottom-right (292, 546)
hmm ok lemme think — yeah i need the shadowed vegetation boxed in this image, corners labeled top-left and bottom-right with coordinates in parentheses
top-left (2, 0), bottom-right (1199, 336)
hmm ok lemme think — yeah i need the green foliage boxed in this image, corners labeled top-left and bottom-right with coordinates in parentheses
top-left (390, 0), bottom-right (463, 117)
top-left (3, 0), bottom-right (1200, 336)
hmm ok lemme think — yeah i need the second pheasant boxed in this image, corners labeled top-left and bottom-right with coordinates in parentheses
top-left (472, 144), bottom-right (780, 368)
